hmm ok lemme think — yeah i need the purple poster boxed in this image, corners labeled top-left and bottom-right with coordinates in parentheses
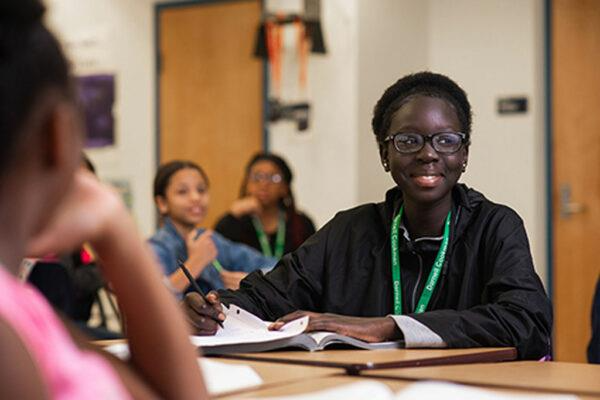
top-left (76, 74), bottom-right (115, 148)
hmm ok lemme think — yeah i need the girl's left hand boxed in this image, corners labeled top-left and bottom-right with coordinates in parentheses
top-left (268, 311), bottom-right (402, 343)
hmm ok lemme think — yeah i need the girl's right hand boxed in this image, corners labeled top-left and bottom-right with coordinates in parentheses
top-left (185, 230), bottom-right (218, 276)
top-left (230, 196), bottom-right (261, 217)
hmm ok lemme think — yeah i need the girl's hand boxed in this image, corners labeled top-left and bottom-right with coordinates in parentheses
top-left (27, 170), bottom-right (123, 257)
top-left (219, 270), bottom-right (248, 290)
top-left (182, 291), bottom-right (225, 336)
top-left (268, 311), bottom-right (402, 343)
top-left (186, 230), bottom-right (218, 276)
top-left (230, 196), bottom-right (261, 218)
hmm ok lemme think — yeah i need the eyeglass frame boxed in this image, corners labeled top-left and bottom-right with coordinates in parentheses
top-left (248, 172), bottom-right (284, 184)
top-left (383, 131), bottom-right (469, 154)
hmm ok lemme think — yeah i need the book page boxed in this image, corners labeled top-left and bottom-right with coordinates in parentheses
top-left (190, 304), bottom-right (309, 347)
top-left (308, 331), bottom-right (403, 350)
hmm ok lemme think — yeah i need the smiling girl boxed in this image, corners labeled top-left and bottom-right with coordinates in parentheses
top-left (184, 72), bottom-right (552, 360)
top-left (148, 160), bottom-right (276, 295)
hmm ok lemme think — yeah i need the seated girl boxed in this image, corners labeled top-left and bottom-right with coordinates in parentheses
top-left (215, 152), bottom-right (316, 259)
top-left (148, 160), bottom-right (277, 294)
top-left (184, 72), bottom-right (552, 360)
top-left (0, 1), bottom-right (207, 398)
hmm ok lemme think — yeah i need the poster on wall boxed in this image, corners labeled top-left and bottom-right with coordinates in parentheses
top-left (107, 178), bottom-right (133, 210)
top-left (76, 74), bottom-right (116, 148)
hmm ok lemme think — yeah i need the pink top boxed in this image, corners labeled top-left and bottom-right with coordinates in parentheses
top-left (0, 266), bottom-right (130, 399)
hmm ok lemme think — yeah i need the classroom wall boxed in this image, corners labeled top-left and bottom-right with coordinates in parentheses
top-left (426, 0), bottom-right (547, 283)
top-left (356, 0), bottom-right (429, 204)
top-left (45, 0), bottom-right (547, 283)
top-left (267, 0), bottom-right (361, 227)
top-left (45, 0), bottom-right (157, 237)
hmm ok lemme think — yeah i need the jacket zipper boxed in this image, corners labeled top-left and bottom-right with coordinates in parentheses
top-left (411, 250), bottom-right (423, 313)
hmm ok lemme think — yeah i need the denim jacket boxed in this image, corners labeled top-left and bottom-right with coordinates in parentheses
top-left (148, 218), bottom-right (277, 294)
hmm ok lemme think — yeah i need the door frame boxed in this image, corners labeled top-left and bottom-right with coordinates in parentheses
top-left (154, 0), bottom-right (269, 169)
top-left (544, 0), bottom-right (553, 301)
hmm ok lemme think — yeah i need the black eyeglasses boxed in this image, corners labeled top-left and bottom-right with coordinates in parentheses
top-left (384, 132), bottom-right (468, 154)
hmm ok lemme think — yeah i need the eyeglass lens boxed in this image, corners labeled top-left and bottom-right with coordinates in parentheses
top-left (393, 132), bottom-right (463, 154)
top-left (250, 172), bottom-right (283, 184)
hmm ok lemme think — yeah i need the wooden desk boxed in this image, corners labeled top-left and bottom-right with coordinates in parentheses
top-left (362, 361), bottom-right (600, 397)
top-left (220, 374), bottom-right (594, 399)
top-left (211, 347), bottom-right (516, 374)
top-left (209, 358), bottom-right (342, 398)
top-left (219, 376), bottom-right (409, 399)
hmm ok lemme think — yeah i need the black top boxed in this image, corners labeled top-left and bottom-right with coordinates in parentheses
top-left (215, 210), bottom-right (316, 257)
top-left (588, 278), bottom-right (600, 363)
top-left (219, 184), bottom-right (553, 360)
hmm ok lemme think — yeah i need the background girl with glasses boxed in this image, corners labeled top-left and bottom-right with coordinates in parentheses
top-left (215, 152), bottom-right (316, 260)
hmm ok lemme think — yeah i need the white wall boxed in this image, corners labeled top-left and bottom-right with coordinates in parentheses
top-left (268, 0), bottom-right (360, 227)
top-left (427, 0), bottom-right (547, 283)
top-left (356, 0), bottom-right (429, 205)
top-left (45, 0), bottom-right (547, 283)
top-left (46, 0), bottom-right (157, 237)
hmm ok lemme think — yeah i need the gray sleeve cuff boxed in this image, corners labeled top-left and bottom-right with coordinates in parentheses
top-left (389, 315), bottom-right (447, 348)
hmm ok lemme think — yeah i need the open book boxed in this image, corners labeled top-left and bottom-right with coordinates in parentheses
top-left (191, 304), bottom-right (404, 355)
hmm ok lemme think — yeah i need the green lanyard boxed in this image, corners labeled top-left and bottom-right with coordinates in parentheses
top-left (252, 211), bottom-right (286, 259)
top-left (390, 205), bottom-right (451, 315)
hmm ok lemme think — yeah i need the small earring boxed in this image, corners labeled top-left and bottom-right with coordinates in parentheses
top-left (461, 162), bottom-right (467, 173)
top-left (383, 160), bottom-right (389, 171)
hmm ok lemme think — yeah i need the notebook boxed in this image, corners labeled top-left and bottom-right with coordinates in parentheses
top-left (191, 304), bottom-right (404, 355)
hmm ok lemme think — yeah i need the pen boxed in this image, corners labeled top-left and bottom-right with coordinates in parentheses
top-left (177, 259), bottom-right (224, 328)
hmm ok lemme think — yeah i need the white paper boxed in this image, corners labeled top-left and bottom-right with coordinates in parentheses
top-left (103, 342), bottom-right (130, 360)
top-left (190, 304), bottom-right (309, 347)
top-left (395, 381), bottom-right (579, 400)
top-left (102, 345), bottom-right (263, 396)
top-left (198, 358), bottom-right (262, 395)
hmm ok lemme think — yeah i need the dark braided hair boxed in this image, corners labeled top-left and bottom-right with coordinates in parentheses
top-left (371, 71), bottom-right (472, 146)
top-left (0, 0), bottom-right (72, 175)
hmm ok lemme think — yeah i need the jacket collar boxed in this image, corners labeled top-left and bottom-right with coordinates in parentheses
top-left (162, 217), bottom-right (181, 238)
top-left (381, 183), bottom-right (483, 242)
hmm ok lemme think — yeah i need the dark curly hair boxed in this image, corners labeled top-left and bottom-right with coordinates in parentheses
top-left (371, 71), bottom-right (472, 146)
top-left (0, 0), bottom-right (72, 175)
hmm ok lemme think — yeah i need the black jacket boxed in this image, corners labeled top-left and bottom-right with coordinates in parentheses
top-left (219, 185), bottom-right (552, 359)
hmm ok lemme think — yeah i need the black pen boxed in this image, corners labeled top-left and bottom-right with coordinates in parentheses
top-left (177, 259), bottom-right (224, 328)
